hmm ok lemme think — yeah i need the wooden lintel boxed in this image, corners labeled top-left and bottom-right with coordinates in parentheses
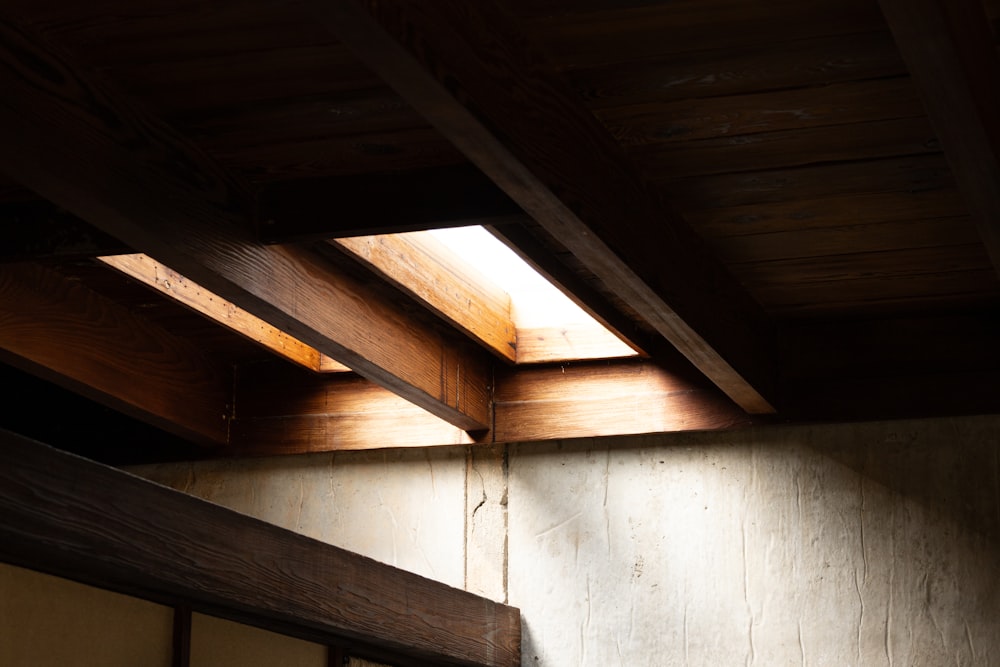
top-left (878, 0), bottom-right (1000, 275)
top-left (0, 430), bottom-right (521, 667)
top-left (229, 359), bottom-right (749, 456)
top-left (259, 164), bottom-right (523, 242)
top-left (332, 233), bottom-right (517, 362)
top-left (0, 263), bottom-right (231, 445)
top-left (310, 0), bottom-right (777, 414)
top-left (493, 359), bottom-right (753, 443)
top-left (231, 362), bottom-right (480, 455)
top-left (0, 17), bottom-right (489, 431)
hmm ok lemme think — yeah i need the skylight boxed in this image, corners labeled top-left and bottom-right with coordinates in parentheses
top-left (335, 226), bottom-right (640, 364)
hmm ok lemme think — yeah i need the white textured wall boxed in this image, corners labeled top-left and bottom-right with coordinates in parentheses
top-left (132, 415), bottom-right (1000, 666)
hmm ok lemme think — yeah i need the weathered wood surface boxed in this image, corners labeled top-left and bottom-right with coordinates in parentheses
top-left (0, 263), bottom-right (231, 445)
top-left (0, 430), bottom-right (521, 667)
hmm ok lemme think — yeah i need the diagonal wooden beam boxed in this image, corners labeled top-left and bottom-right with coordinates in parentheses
top-left (0, 430), bottom-right (521, 667)
top-left (309, 0), bottom-right (777, 414)
top-left (0, 201), bottom-right (129, 262)
top-left (0, 263), bottom-right (231, 445)
top-left (878, 0), bottom-right (1000, 274)
top-left (0, 17), bottom-right (490, 430)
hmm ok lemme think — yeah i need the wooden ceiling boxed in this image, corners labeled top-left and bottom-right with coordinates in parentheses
top-left (2, 0), bottom-right (999, 463)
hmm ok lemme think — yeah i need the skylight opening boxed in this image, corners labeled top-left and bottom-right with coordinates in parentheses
top-left (335, 226), bottom-right (641, 364)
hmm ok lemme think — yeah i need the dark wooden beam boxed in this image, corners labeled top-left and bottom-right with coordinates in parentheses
top-left (878, 0), bottom-right (1000, 274)
top-left (0, 202), bottom-right (129, 262)
top-left (259, 165), bottom-right (523, 242)
top-left (0, 263), bottom-right (231, 445)
top-left (0, 17), bottom-right (490, 431)
top-left (0, 430), bottom-right (520, 667)
top-left (308, 0), bottom-right (777, 414)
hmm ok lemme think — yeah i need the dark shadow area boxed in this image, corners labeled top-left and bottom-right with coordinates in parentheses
top-left (0, 362), bottom-right (212, 466)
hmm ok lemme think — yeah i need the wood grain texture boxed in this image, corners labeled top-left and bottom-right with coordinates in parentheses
top-left (878, 0), bottom-right (1000, 275)
top-left (0, 430), bottom-right (521, 666)
top-left (0, 263), bottom-right (231, 444)
top-left (493, 360), bottom-right (752, 442)
top-left (333, 234), bottom-right (517, 362)
top-left (231, 363), bottom-right (478, 455)
top-left (312, 0), bottom-right (777, 414)
top-left (0, 17), bottom-right (489, 430)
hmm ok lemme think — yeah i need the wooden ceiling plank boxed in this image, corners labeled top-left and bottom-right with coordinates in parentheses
top-left (259, 165), bottom-right (523, 242)
top-left (0, 17), bottom-right (489, 431)
top-left (878, 0), bottom-right (1000, 274)
top-left (0, 263), bottom-right (231, 445)
top-left (332, 233), bottom-right (518, 363)
top-left (98, 253), bottom-right (350, 373)
top-left (0, 430), bottom-right (521, 667)
top-left (311, 0), bottom-right (777, 414)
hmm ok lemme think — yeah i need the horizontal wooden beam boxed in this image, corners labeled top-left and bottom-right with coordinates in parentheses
top-left (231, 362), bottom-right (480, 455)
top-left (493, 359), bottom-right (753, 442)
top-left (98, 254), bottom-right (349, 373)
top-left (259, 165), bottom-right (523, 242)
top-left (0, 17), bottom-right (489, 431)
top-left (0, 263), bottom-right (231, 445)
top-left (332, 233), bottom-right (517, 362)
top-left (0, 430), bottom-right (520, 667)
top-left (311, 0), bottom-right (776, 414)
top-left (228, 358), bottom-right (750, 455)
top-left (878, 0), bottom-right (1000, 276)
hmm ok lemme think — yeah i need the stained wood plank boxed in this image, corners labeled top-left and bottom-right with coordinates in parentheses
top-left (662, 154), bottom-right (956, 209)
top-left (0, 263), bottom-right (231, 445)
top-left (493, 360), bottom-right (753, 442)
top-left (596, 77), bottom-right (923, 147)
top-left (685, 190), bottom-right (967, 239)
top-left (569, 31), bottom-right (906, 108)
top-left (878, 0), bottom-right (1000, 274)
top-left (332, 234), bottom-right (517, 362)
top-left (517, 0), bottom-right (887, 70)
top-left (633, 116), bottom-right (940, 181)
top-left (313, 0), bottom-right (777, 413)
top-left (0, 430), bottom-right (520, 667)
top-left (710, 216), bottom-right (982, 264)
top-left (260, 165), bottom-right (522, 242)
top-left (0, 16), bottom-right (490, 430)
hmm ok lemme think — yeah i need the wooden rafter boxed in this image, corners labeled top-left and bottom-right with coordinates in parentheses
top-left (0, 202), bottom-right (129, 262)
top-left (309, 0), bottom-right (777, 414)
top-left (878, 0), bottom-right (1000, 274)
top-left (0, 430), bottom-right (521, 667)
top-left (0, 17), bottom-right (490, 431)
top-left (0, 263), bottom-right (231, 445)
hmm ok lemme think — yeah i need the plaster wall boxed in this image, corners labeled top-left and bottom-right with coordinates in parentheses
top-left (132, 415), bottom-right (1000, 666)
